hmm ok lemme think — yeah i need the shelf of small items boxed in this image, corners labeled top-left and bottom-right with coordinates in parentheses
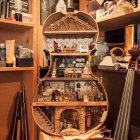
top-left (34, 79), bottom-right (107, 102)
top-left (33, 79), bottom-right (108, 134)
top-left (32, 11), bottom-right (109, 138)
top-left (96, 6), bottom-right (140, 31)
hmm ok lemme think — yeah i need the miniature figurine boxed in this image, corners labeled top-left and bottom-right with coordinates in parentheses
top-left (52, 61), bottom-right (56, 77)
top-left (53, 41), bottom-right (62, 53)
top-left (51, 89), bottom-right (61, 101)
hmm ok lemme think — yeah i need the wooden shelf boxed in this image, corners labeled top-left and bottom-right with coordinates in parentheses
top-left (0, 0), bottom-right (37, 140)
top-left (0, 18), bottom-right (34, 32)
top-left (43, 30), bottom-right (98, 35)
top-left (97, 68), bottom-right (127, 73)
top-left (0, 67), bottom-right (34, 71)
top-left (40, 77), bottom-right (95, 81)
top-left (50, 52), bottom-right (90, 56)
top-left (32, 101), bottom-right (108, 107)
top-left (96, 7), bottom-right (140, 31)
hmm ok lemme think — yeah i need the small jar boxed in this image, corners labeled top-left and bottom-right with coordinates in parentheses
top-left (15, 0), bottom-right (22, 22)
top-left (15, 12), bottom-right (22, 22)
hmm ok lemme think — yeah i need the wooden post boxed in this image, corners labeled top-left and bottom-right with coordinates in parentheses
top-left (124, 24), bottom-right (135, 56)
top-left (79, 0), bottom-right (89, 13)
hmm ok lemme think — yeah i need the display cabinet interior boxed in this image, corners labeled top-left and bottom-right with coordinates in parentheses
top-left (32, 10), bottom-right (109, 139)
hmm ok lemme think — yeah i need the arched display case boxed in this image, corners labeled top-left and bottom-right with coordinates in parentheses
top-left (32, 10), bottom-right (109, 139)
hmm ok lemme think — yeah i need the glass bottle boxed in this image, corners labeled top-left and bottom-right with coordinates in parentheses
top-left (40, 0), bottom-right (51, 25)
top-left (65, 0), bottom-right (74, 11)
top-left (0, 0), bottom-right (10, 19)
top-left (0, 43), bottom-right (6, 61)
top-left (0, 43), bottom-right (6, 67)
top-left (56, 0), bottom-right (66, 12)
top-left (15, 0), bottom-right (22, 21)
top-left (132, 0), bottom-right (138, 8)
top-left (104, 42), bottom-right (109, 55)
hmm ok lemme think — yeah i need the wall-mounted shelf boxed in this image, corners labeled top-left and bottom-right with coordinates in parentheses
top-left (96, 7), bottom-right (140, 31)
top-left (0, 67), bottom-right (34, 72)
top-left (0, 18), bottom-right (34, 32)
top-left (32, 101), bottom-right (108, 107)
top-left (96, 67), bottom-right (127, 73)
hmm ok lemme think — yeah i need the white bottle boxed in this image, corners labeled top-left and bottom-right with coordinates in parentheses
top-left (104, 42), bottom-right (109, 54)
top-left (13, 56), bottom-right (16, 67)
top-left (56, 0), bottom-right (66, 12)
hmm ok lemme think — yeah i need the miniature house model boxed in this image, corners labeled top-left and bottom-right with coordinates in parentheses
top-left (32, 10), bottom-right (109, 139)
